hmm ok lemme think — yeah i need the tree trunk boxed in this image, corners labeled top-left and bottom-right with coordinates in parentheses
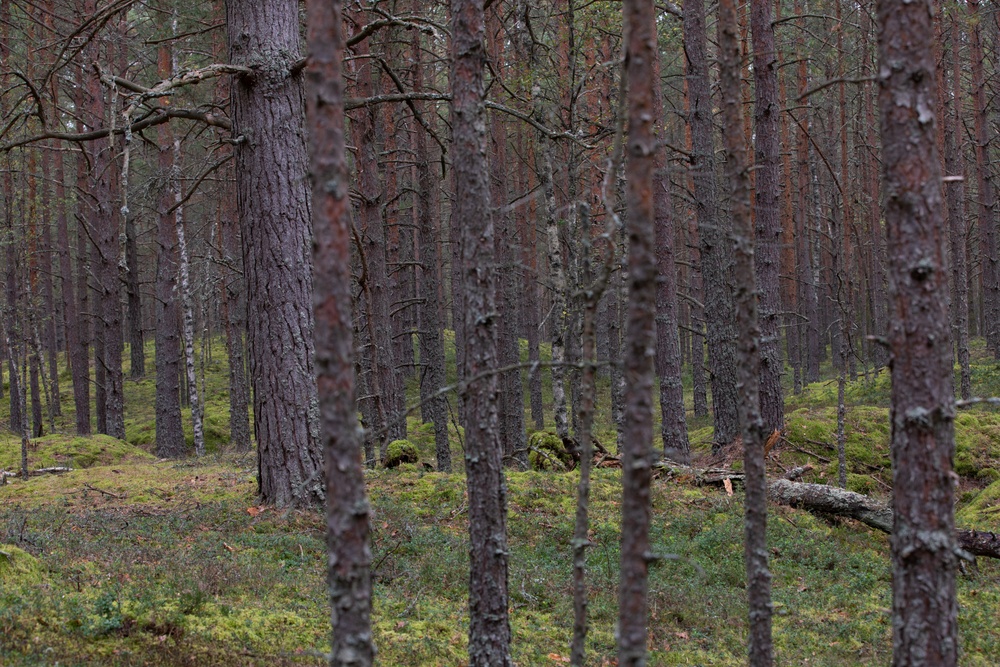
top-left (305, 0), bottom-right (376, 661)
top-left (83, 17), bottom-right (124, 439)
top-left (451, 0), bottom-right (512, 663)
top-left (349, 28), bottom-right (405, 457)
top-left (412, 27), bottom-right (451, 473)
top-left (652, 49), bottom-right (688, 462)
top-left (52, 84), bottom-right (89, 434)
top-left (538, 133), bottom-right (570, 441)
top-left (719, 1), bottom-right (773, 662)
top-left (944, 11), bottom-right (971, 401)
top-left (219, 179), bottom-right (251, 452)
top-left (684, 0), bottom-right (740, 450)
top-left (750, 0), bottom-right (784, 434)
top-left (227, 0), bottom-right (324, 506)
top-left (619, 1), bottom-right (657, 662)
top-left (173, 139), bottom-right (206, 457)
top-left (770, 479), bottom-right (1000, 560)
top-left (876, 0), bottom-right (958, 662)
top-left (969, 0), bottom-right (1000, 356)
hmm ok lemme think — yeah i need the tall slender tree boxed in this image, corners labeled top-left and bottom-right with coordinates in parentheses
top-left (451, 0), bottom-right (511, 664)
top-left (618, 0), bottom-right (657, 663)
top-left (750, 0), bottom-right (784, 434)
top-left (876, 0), bottom-right (958, 664)
top-left (306, 0), bottom-right (375, 663)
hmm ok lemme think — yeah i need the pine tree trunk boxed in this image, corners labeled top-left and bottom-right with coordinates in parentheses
top-left (720, 0), bottom-right (773, 662)
top-left (412, 28), bottom-right (451, 473)
top-left (349, 28), bottom-right (405, 456)
top-left (652, 48), bottom-right (689, 462)
top-left (969, 0), bottom-right (1000, 356)
top-left (305, 0), bottom-right (376, 661)
top-left (227, 0), bottom-right (324, 506)
top-left (750, 0), bottom-right (784, 433)
top-left (876, 0), bottom-right (958, 662)
top-left (684, 0), bottom-right (740, 450)
top-left (944, 11), bottom-right (971, 401)
top-left (451, 0), bottom-right (512, 663)
top-left (618, 1), bottom-right (658, 663)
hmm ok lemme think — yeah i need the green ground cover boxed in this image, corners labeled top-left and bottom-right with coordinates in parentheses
top-left (0, 337), bottom-right (998, 665)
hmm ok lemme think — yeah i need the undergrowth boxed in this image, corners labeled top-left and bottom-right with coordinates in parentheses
top-left (0, 336), bottom-right (998, 665)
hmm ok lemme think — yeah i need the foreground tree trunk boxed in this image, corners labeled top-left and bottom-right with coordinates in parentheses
top-left (619, 1), bottom-right (657, 663)
top-left (876, 1), bottom-right (958, 664)
top-left (227, 0), bottom-right (323, 506)
top-left (306, 0), bottom-right (375, 663)
top-left (451, 0), bottom-right (512, 663)
top-left (720, 0), bottom-right (773, 662)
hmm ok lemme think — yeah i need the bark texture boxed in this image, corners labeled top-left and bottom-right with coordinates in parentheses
top-left (750, 0), bottom-right (784, 434)
top-left (876, 1), bottom-right (958, 663)
top-left (227, 0), bottom-right (323, 506)
top-left (719, 1), bottom-right (772, 662)
top-left (652, 47), bottom-right (688, 464)
top-left (154, 98), bottom-right (184, 458)
top-left (451, 0), bottom-right (512, 664)
top-left (306, 0), bottom-right (376, 663)
top-left (619, 2), bottom-right (657, 663)
top-left (683, 0), bottom-right (740, 450)
top-left (412, 28), bottom-right (451, 473)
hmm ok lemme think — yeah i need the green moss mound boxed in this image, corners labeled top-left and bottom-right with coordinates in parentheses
top-left (527, 431), bottom-right (572, 471)
top-left (385, 440), bottom-right (419, 468)
top-left (0, 545), bottom-right (46, 585)
top-left (0, 433), bottom-right (153, 472)
top-left (956, 478), bottom-right (1000, 530)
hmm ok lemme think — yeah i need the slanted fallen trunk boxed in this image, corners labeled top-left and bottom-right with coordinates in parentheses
top-left (769, 478), bottom-right (1000, 560)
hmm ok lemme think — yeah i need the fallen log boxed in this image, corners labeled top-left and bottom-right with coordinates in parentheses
top-left (768, 478), bottom-right (1000, 560)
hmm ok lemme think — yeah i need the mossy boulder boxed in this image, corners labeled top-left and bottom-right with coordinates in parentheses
top-left (0, 545), bottom-right (46, 585)
top-left (384, 440), bottom-right (419, 468)
top-left (956, 477), bottom-right (1000, 530)
top-left (527, 431), bottom-right (572, 471)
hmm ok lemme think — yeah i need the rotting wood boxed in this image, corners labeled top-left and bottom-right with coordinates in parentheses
top-left (769, 479), bottom-right (1000, 560)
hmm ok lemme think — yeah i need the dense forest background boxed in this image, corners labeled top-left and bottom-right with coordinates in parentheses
top-left (1, 0), bottom-right (998, 665)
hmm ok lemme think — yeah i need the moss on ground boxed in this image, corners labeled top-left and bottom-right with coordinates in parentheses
top-left (0, 545), bottom-right (46, 585)
top-left (2, 336), bottom-right (1000, 665)
top-left (0, 433), bottom-right (153, 472)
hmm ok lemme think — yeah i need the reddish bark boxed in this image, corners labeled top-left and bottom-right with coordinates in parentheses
top-left (306, 0), bottom-right (375, 662)
top-left (619, 0), bottom-right (658, 663)
top-left (876, 0), bottom-right (958, 664)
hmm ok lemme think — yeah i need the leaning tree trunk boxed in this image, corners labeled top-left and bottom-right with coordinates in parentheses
top-left (451, 0), bottom-right (512, 664)
top-left (305, 0), bottom-right (376, 662)
top-left (227, 0), bottom-right (323, 506)
top-left (876, 1), bottom-right (959, 664)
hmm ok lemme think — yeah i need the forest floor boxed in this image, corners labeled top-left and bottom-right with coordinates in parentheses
top-left (2, 338), bottom-right (1000, 666)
